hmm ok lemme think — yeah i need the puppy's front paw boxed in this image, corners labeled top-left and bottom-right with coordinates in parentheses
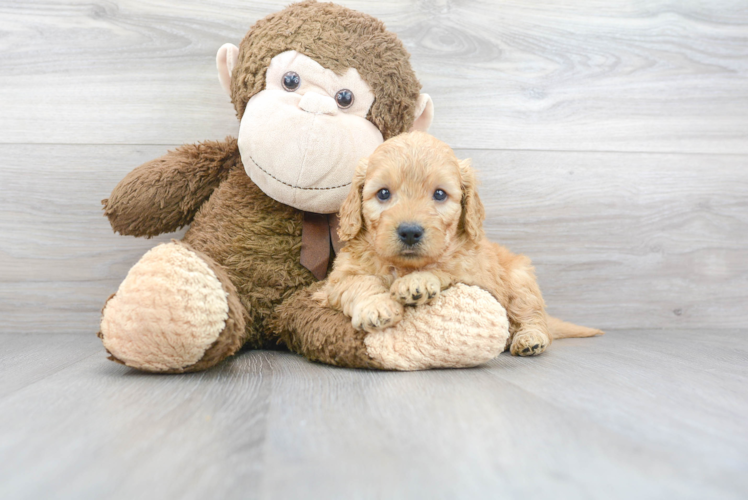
top-left (351, 295), bottom-right (404, 332)
top-left (310, 289), bottom-right (330, 307)
top-left (510, 329), bottom-right (549, 357)
top-left (390, 273), bottom-right (441, 306)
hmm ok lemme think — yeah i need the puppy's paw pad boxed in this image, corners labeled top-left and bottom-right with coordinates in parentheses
top-left (352, 297), bottom-right (403, 332)
top-left (511, 332), bottom-right (548, 357)
top-left (390, 273), bottom-right (441, 306)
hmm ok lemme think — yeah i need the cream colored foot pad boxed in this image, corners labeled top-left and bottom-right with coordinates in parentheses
top-left (365, 283), bottom-right (509, 371)
top-left (101, 242), bottom-right (229, 371)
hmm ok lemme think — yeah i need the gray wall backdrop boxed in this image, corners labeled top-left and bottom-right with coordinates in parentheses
top-left (1, 0), bottom-right (746, 335)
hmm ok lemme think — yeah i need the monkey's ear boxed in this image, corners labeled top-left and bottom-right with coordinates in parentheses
top-left (216, 43), bottom-right (240, 96)
top-left (410, 94), bottom-right (434, 132)
top-left (338, 158), bottom-right (369, 241)
top-left (458, 159), bottom-right (486, 243)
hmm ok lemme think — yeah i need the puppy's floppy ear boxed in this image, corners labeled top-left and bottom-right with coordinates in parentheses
top-left (458, 159), bottom-right (486, 242)
top-left (338, 157), bottom-right (369, 241)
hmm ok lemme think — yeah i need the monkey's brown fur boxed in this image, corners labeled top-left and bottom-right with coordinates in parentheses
top-left (231, 0), bottom-right (421, 139)
top-left (100, 2), bottom-right (423, 371)
top-left (318, 132), bottom-right (604, 356)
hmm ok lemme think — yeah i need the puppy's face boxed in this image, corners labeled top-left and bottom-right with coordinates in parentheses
top-left (358, 133), bottom-right (466, 268)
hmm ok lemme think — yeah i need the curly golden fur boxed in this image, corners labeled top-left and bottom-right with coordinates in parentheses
top-left (317, 132), bottom-right (603, 356)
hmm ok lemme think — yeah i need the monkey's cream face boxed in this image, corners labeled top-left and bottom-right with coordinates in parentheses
top-left (238, 50), bottom-right (384, 213)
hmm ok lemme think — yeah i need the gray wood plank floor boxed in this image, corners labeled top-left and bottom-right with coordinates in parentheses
top-left (1, 330), bottom-right (746, 500)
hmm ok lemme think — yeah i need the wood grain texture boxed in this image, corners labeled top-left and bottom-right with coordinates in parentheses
top-left (0, 0), bottom-right (746, 153)
top-left (2, 145), bottom-right (746, 334)
top-left (0, 145), bottom-right (186, 335)
top-left (470, 149), bottom-right (748, 330)
top-left (2, 2), bottom-right (747, 498)
top-left (0, 330), bottom-right (746, 499)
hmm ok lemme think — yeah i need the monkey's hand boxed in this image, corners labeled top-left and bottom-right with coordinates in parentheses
top-left (103, 138), bottom-right (238, 237)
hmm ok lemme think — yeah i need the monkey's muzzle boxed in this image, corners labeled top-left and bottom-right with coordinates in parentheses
top-left (238, 90), bottom-right (383, 214)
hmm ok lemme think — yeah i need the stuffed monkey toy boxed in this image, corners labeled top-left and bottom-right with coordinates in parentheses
top-left (98, 1), bottom-right (509, 373)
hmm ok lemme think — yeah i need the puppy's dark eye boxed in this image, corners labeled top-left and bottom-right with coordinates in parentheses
top-left (433, 189), bottom-right (447, 201)
top-left (376, 188), bottom-right (391, 201)
top-left (335, 89), bottom-right (354, 109)
top-left (282, 71), bottom-right (301, 91)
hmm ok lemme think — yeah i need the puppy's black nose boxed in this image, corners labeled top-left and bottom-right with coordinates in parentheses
top-left (397, 223), bottom-right (424, 246)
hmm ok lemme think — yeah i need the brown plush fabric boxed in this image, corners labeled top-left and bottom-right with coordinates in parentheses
top-left (270, 282), bottom-right (382, 369)
top-left (175, 242), bottom-right (250, 373)
top-left (103, 135), bottom-right (375, 372)
top-left (103, 139), bottom-right (239, 237)
top-left (230, 0), bottom-right (421, 140)
top-left (100, 2), bottom-right (430, 372)
top-left (181, 142), bottom-right (318, 350)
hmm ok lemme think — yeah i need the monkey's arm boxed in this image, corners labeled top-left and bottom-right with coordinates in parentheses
top-left (103, 137), bottom-right (238, 237)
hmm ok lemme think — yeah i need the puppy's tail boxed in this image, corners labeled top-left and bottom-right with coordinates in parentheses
top-left (547, 315), bottom-right (604, 340)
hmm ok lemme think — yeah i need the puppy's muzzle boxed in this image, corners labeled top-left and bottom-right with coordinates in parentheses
top-left (397, 223), bottom-right (424, 247)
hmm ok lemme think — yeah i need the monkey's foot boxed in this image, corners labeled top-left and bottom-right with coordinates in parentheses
top-left (99, 241), bottom-right (246, 373)
top-left (365, 284), bottom-right (509, 370)
top-left (273, 283), bottom-right (509, 371)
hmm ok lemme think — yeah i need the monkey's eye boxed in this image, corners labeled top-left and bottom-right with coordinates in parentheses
top-left (282, 72), bottom-right (301, 91)
top-left (433, 189), bottom-right (447, 201)
top-left (376, 188), bottom-right (391, 202)
top-left (335, 89), bottom-right (354, 109)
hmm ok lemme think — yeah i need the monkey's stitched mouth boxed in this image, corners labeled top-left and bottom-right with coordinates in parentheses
top-left (247, 153), bottom-right (352, 191)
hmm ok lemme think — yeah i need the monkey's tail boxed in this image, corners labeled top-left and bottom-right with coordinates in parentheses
top-left (547, 316), bottom-right (604, 340)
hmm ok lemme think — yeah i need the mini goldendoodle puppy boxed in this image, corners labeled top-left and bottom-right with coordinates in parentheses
top-left (315, 131), bottom-right (602, 356)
